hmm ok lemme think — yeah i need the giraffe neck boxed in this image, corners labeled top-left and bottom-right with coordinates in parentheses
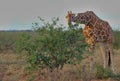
top-left (77, 11), bottom-right (99, 27)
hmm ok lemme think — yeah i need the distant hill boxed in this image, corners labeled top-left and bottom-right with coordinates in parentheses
top-left (0, 30), bottom-right (33, 32)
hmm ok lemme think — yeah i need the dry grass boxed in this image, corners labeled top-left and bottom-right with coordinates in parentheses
top-left (0, 48), bottom-right (120, 81)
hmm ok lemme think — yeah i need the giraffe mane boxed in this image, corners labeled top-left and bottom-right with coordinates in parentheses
top-left (85, 11), bottom-right (99, 19)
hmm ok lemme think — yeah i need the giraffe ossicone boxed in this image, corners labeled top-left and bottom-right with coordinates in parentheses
top-left (66, 11), bottom-right (115, 73)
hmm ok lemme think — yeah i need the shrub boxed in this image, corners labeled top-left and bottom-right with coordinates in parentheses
top-left (111, 73), bottom-right (120, 81)
top-left (114, 30), bottom-right (120, 49)
top-left (95, 64), bottom-right (114, 79)
top-left (16, 18), bottom-right (87, 72)
top-left (95, 64), bottom-right (120, 80)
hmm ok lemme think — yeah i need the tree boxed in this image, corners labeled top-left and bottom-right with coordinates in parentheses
top-left (16, 17), bottom-right (87, 72)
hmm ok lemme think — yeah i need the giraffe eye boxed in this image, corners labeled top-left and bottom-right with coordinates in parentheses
top-left (71, 16), bottom-right (74, 19)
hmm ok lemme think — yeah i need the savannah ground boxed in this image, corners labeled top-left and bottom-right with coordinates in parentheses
top-left (0, 49), bottom-right (120, 81)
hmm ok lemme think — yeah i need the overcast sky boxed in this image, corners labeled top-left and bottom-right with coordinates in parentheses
top-left (0, 0), bottom-right (120, 30)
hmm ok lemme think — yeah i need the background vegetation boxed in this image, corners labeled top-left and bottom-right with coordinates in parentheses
top-left (0, 24), bottom-right (119, 53)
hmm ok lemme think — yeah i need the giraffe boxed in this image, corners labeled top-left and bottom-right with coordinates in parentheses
top-left (66, 11), bottom-right (115, 73)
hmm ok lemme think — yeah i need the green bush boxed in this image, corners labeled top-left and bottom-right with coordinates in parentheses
top-left (0, 31), bottom-right (34, 53)
top-left (95, 64), bottom-right (113, 79)
top-left (95, 64), bottom-right (120, 80)
top-left (0, 31), bottom-right (17, 52)
top-left (114, 30), bottom-right (120, 49)
top-left (16, 18), bottom-right (87, 72)
top-left (111, 73), bottom-right (120, 81)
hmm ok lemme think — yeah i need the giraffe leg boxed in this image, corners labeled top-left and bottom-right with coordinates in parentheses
top-left (90, 45), bottom-right (95, 72)
top-left (99, 42), bottom-right (107, 68)
top-left (108, 43), bottom-right (115, 73)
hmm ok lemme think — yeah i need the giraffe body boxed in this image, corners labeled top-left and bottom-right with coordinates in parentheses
top-left (66, 11), bottom-right (115, 73)
top-left (83, 20), bottom-right (114, 46)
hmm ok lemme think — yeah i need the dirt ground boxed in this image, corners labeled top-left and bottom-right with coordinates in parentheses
top-left (0, 49), bottom-right (120, 81)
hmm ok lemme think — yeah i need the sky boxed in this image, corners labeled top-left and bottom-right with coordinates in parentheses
top-left (0, 0), bottom-right (120, 30)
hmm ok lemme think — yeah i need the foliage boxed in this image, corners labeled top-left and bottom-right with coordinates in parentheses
top-left (95, 64), bottom-right (120, 80)
top-left (16, 17), bottom-right (87, 72)
top-left (95, 64), bottom-right (113, 79)
top-left (114, 30), bottom-right (120, 49)
top-left (0, 31), bottom-right (34, 53)
top-left (111, 73), bottom-right (120, 81)
top-left (0, 31), bottom-right (16, 52)
top-left (0, 24), bottom-right (120, 53)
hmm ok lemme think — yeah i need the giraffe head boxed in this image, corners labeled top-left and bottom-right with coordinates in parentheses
top-left (66, 11), bottom-right (76, 25)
